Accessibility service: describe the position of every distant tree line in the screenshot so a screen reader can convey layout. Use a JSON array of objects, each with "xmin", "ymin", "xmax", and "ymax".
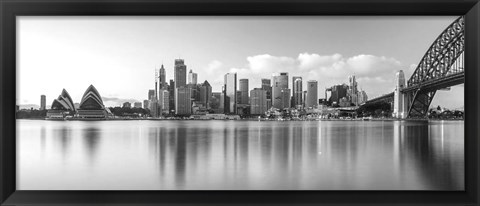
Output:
[
  {"xmin": 108, "ymin": 107, "xmax": 150, "ymax": 117},
  {"xmin": 16, "ymin": 109, "xmax": 47, "ymax": 119}
]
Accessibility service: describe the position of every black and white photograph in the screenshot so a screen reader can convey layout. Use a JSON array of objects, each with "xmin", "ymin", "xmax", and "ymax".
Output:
[{"xmin": 16, "ymin": 16, "xmax": 465, "ymax": 190}]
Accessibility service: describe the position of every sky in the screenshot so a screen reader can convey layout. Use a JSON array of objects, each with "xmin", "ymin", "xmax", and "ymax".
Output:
[{"xmin": 16, "ymin": 16, "xmax": 463, "ymax": 109}]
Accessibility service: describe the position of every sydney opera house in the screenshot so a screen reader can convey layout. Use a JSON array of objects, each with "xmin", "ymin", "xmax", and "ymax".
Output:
[{"xmin": 46, "ymin": 85, "xmax": 110, "ymax": 120}]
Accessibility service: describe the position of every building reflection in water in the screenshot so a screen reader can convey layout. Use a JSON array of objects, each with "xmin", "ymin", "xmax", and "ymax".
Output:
[{"xmin": 18, "ymin": 120, "xmax": 463, "ymax": 190}]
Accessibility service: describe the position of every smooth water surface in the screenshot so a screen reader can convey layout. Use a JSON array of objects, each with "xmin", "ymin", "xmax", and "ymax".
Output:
[{"xmin": 17, "ymin": 120, "xmax": 464, "ymax": 190}]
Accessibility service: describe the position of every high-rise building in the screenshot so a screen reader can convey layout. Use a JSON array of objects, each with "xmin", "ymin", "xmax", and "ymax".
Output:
[
  {"xmin": 224, "ymin": 73, "xmax": 237, "ymax": 114},
  {"xmin": 239, "ymin": 79, "xmax": 249, "ymax": 105},
  {"xmin": 348, "ymin": 75, "xmax": 359, "ymax": 105},
  {"xmin": 210, "ymin": 92, "xmax": 222, "ymax": 113},
  {"xmin": 358, "ymin": 90, "xmax": 368, "ymax": 105},
  {"xmin": 292, "ymin": 77, "xmax": 302, "ymax": 109},
  {"xmin": 188, "ymin": 69, "xmax": 198, "ymax": 85},
  {"xmin": 272, "ymin": 72, "xmax": 289, "ymax": 109},
  {"xmin": 306, "ymin": 80, "xmax": 318, "ymax": 108},
  {"xmin": 261, "ymin": 78, "xmax": 272, "ymax": 109},
  {"xmin": 143, "ymin": 100, "xmax": 149, "ymax": 110},
  {"xmin": 148, "ymin": 89, "xmax": 155, "ymax": 101},
  {"xmin": 199, "ymin": 80, "xmax": 212, "ymax": 109},
  {"xmin": 175, "ymin": 86, "xmax": 192, "ymax": 115},
  {"xmin": 159, "ymin": 64, "xmax": 167, "ymax": 89},
  {"xmin": 159, "ymin": 89, "xmax": 169, "ymax": 114},
  {"xmin": 329, "ymin": 84, "xmax": 348, "ymax": 105},
  {"xmin": 250, "ymin": 88, "xmax": 267, "ymax": 115},
  {"xmin": 133, "ymin": 102, "xmax": 142, "ymax": 108},
  {"xmin": 40, "ymin": 95, "xmax": 46, "ymax": 110},
  {"xmin": 168, "ymin": 80, "xmax": 175, "ymax": 113},
  {"xmin": 174, "ymin": 59, "xmax": 187, "ymax": 88},
  {"xmin": 303, "ymin": 91, "xmax": 307, "ymax": 108},
  {"xmin": 123, "ymin": 102, "xmax": 131, "ymax": 108},
  {"xmin": 280, "ymin": 89, "xmax": 291, "ymax": 109}
]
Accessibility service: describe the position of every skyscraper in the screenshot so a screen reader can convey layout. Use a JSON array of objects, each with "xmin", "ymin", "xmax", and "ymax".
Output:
[
  {"xmin": 188, "ymin": 69, "xmax": 198, "ymax": 85},
  {"xmin": 168, "ymin": 79, "xmax": 175, "ymax": 113},
  {"xmin": 133, "ymin": 102, "xmax": 142, "ymax": 108},
  {"xmin": 224, "ymin": 73, "xmax": 237, "ymax": 114},
  {"xmin": 292, "ymin": 77, "xmax": 302, "ymax": 109},
  {"xmin": 148, "ymin": 89, "xmax": 155, "ymax": 100},
  {"xmin": 158, "ymin": 89, "xmax": 169, "ymax": 114},
  {"xmin": 159, "ymin": 64, "xmax": 167, "ymax": 89},
  {"xmin": 175, "ymin": 86, "xmax": 192, "ymax": 115},
  {"xmin": 261, "ymin": 78, "xmax": 272, "ymax": 109},
  {"xmin": 174, "ymin": 59, "xmax": 187, "ymax": 88},
  {"xmin": 348, "ymin": 75, "xmax": 359, "ymax": 105},
  {"xmin": 250, "ymin": 88, "xmax": 267, "ymax": 115},
  {"xmin": 306, "ymin": 80, "xmax": 318, "ymax": 108},
  {"xmin": 199, "ymin": 80, "xmax": 212, "ymax": 109},
  {"xmin": 239, "ymin": 79, "xmax": 249, "ymax": 105},
  {"xmin": 143, "ymin": 100, "xmax": 149, "ymax": 110},
  {"xmin": 272, "ymin": 72, "xmax": 289, "ymax": 109},
  {"xmin": 40, "ymin": 95, "xmax": 46, "ymax": 110}
]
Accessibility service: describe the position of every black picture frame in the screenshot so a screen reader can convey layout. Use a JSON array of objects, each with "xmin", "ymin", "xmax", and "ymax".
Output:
[{"xmin": 1, "ymin": 0, "xmax": 479, "ymax": 205}]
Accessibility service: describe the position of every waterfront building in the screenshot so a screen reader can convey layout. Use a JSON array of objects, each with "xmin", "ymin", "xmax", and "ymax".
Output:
[
  {"xmin": 306, "ymin": 80, "xmax": 318, "ymax": 108},
  {"xmin": 224, "ymin": 73, "xmax": 237, "ymax": 114},
  {"xmin": 272, "ymin": 72, "xmax": 289, "ymax": 109},
  {"xmin": 348, "ymin": 75, "xmax": 359, "ymax": 105},
  {"xmin": 175, "ymin": 86, "xmax": 192, "ymax": 115},
  {"xmin": 328, "ymin": 84, "xmax": 348, "ymax": 105},
  {"xmin": 40, "ymin": 95, "xmax": 46, "ymax": 110},
  {"xmin": 159, "ymin": 64, "xmax": 167, "ymax": 90},
  {"xmin": 303, "ymin": 91, "xmax": 307, "ymax": 108},
  {"xmin": 280, "ymin": 88, "xmax": 291, "ymax": 109},
  {"xmin": 292, "ymin": 77, "xmax": 302, "ymax": 109},
  {"xmin": 250, "ymin": 88, "xmax": 267, "ymax": 115},
  {"xmin": 46, "ymin": 89, "xmax": 76, "ymax": 119},
  {"xmin": 358, "ymin": 90, "xmax": 368, "ymax": 105},
  {"xmin": 239, "ymin": 79, "xmax": 249, "ymax": 105},
  {"xmin": 133, "ymin": 102, "xmax": 142, "ymax": 108},
  {"xmin": 199, "ymin": 80, "xmax": 212, "ymax": 109},
  {"xmin": 77, "ymin": 85, "xmax": 107, "ymax": 119},
  {"xmin": 168, "ymin": 79, "xmax": 175, "ymax": 113},
  {"xmin": 148, "ymin": 89, "xmax": 155, "ymax": 101},
  {"xmin": 123, "ymin": 102, "xmax": 131, "ymax": 108},
  {"xmin": 188, "ymin": 69, "xmax": 198, "ymax": 85},
  {"xmin": 174, "ymin": 59, "xmax": 187, "ymax": 88},
  {"xmin": 210, "ymin": 92, "xmax": 222, "ymax": 113},
  {"xmin": 261, "ymin": 78, "xmax": 272, "ymax": 109},
  {"xmin": 74, "ymin": 103, "xmax": 80, "ymax": 109},
  {"xmin": 143, "ymin": 100, "xmax": 149, "ymax": 110},
  {"xmin": 159, "ymin": 89, "xmax": 169, "ymax": 114}
]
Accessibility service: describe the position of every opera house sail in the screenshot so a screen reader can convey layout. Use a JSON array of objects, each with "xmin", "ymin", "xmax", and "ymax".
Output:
[
  {"xmin": 46, "ymin": 89, "xmax": 76, "ymax": 119},
  {"xmin": 77, "ymin": 85, "xmax": 107, "ymax": 119}
]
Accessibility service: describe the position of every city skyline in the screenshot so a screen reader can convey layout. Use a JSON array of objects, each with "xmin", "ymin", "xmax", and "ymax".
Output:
[{"xmin": 17, "ymin": 16, "xmax": 463, "ymax": 109}]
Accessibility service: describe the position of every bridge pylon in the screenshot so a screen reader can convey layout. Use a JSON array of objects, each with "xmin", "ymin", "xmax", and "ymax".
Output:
[{"xmin": 393, "ymin": 70, "xmax": 407, "ymax": 118}]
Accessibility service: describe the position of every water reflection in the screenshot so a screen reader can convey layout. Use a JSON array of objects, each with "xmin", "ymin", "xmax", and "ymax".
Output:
[{"xmin": 17, "ymin": 120, "xmax": 464, "ymax": 190}]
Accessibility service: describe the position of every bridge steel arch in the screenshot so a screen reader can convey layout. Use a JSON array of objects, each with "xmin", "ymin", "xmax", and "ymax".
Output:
[{"xmin": 406, "ymin": 16, "xmax": 465, "ymax": 118}]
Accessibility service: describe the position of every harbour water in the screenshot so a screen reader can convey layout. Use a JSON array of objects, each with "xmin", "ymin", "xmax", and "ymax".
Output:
[{"xmin": 16, "ymin": 119, "xmax": 464, "ymax": 190}]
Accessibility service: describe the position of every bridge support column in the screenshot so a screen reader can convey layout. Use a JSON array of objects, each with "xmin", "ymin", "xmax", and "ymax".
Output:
[{"xmin": 393, "ymin": 70, "xmax": 406, "ymax": 118}]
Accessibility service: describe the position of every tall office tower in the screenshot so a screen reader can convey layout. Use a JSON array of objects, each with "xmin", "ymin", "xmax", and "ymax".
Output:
[
  {"xmin": 143, "ymin": 100, "xmax": 149, "ymax": 109},
  {"xmin": 40, "ymin": 95, "xmax": 46, "ymax": 110},
  {"xmin": 158, "ymin": 90, "xmax": 170, "ymax": 114},
  {"xmin": 358, "ymin": 90, "xmax": 368, "ymax": 105},
  {"xmin": 306, "ymin": 80, "xmax": 318, "ymax": 108},
  {"xmin": 175, "ymin": 86, "xmax": 192, "ymax": 115},
  {"xmin": 174, "ymin": 59, "xmax": 187, "ymax": 88},
  {"xmin": 329, "ymin": 84, "xmax": 348, "ymax": 105},
  {"xmin": 303, "ymin": 91, "xmax": 308, "ymax": 108},
  {"xmin": 188, "ymin": 69, "xmax": 198, "ymax": 85},
  {"xmin": 250, "ymin": 88, "xmax": 267, "ymax": 115},
  {"xmin": 261, "ymin": 78, "xmax": 272, "ymax": 109},
  {"xmin": 159, "ymin": 64, "xmax": 167, "ymax": 89},
  {"xmin": 239, "ymin": 79, "xmax": 249, "ymax": 105},
  {"xmin": 148, "ymin": 89, "xmax": 155, "ymax": 100},
  {"xmin": 280, "ymin": 88, "xmax": 291, "ymax": 109},
  {"xmin": 348, "ymin": 75, "xmax": 358, "ymax": 105},
  {"xmin": 168, "ymin": 80, "xmax": 175, "ymax": 113},
  {"xmin": 210, "ymin": 92, "xmax": 222, "ymax": 113},
  {"xmin": 292, "ymin": 77, "xmax": 302, "ymax": 109},
  {"xmin": 220, "ymin": 86, "xmax": 226, "ymax": 113},
  {"xmin": 199, "ymin": 80, "xmax": 212, "ymax": 109},
  {"xmin": 393, "ymin": 70, "xmax": 406, "ymax": 118},
  {"xmin": 271, "ymin": 72, "xmax": 289, "ymax": 109},
  {"xmin": 224, "ymin": 73, "xmax": 237, "ymax": 114}
]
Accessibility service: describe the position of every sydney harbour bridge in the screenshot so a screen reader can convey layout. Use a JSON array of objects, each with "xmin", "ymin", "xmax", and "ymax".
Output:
[{"xmin": 360, "ymin": 16, "xmax": 465, "ymax": 119}]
